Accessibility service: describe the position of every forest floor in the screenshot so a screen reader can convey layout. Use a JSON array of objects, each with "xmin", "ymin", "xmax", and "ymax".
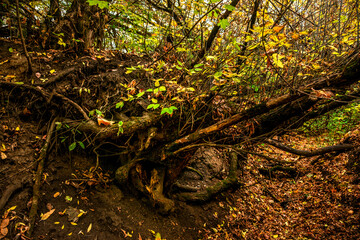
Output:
[{"xmin": 0, "ymin": 39, "xmax": 359, "ymax": 239}]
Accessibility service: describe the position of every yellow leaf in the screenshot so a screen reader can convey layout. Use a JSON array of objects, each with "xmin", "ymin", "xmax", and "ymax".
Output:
[
  {"xmin": 299, "ymin": 30, "xmax": 308, "ymax": 35},
  {"xmin": 87, "ymin": 223, "xmax": 92, "ymax": 233},
  {"xmin": 50, "ymin": 69, "xmax": 56, "ymax": 74},
  {"xmin": 269, "ymin": 35, "xmax": 279, "ymax": 42},
  {"xmin": 40, "ymin": 209, "xmax": 55, "ymax": 221},
  {"xmin": 273, "ymin": 235, "xmax": 278, "ymax": 238},
  {"xmin": 0, "ymin": 60, "xmax": 9, "ymax": 65},
  {"xmin": 273, "ymin": 25, "xmax": 284, "ymax": 33},
  {"xmin": 155, "ymin": 232, "xmax": 162, "ymax": 240},
  {"xmin": 70, "ymin": 222, "xmax": 77, "ymax": 225},
  {"xmin": 6, "ymin": 206, "xmax": 16, "ymax": 212},
  {"xmin": 53, "ymin": 192, "xmax": 60, "ymax": 198},
  {"xmin": 54, "ymin": 222, "xmax": 60, "ymax": 224},
  {"xmin": 278, "ymin": 33, "xmax": 286, "ymax": 39},
  {"xmin": 68, "ymin": 232, "xmax": 72, "ymax": 236},
  {"xmin": 291, "ymin": 33, "xmax": 300, "ymax": 40},
  {"xmin": 61, "ymin": 225, "xmax": 64, "ymax": 229},
  {"xmin": 0, "ymin": 152, "xmax": 7, "ymax": 160},
  {"xmin": 15, "ymin": 126, "xmax": 20, "ymax": 131},
  {"xmin": 272, "ymin": 54, "xmax": 284, "ymax": 68},
  {"xmin": 312, "ymin": 63, "xmax": 321, "ymax": 70}
]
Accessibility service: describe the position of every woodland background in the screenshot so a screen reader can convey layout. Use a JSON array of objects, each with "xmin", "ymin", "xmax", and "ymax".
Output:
[{"xmin": 0, "ymin": 0, "xmax": 359, "ymax": 239}]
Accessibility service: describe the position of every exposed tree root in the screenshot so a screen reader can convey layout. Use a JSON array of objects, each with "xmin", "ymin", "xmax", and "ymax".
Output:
[
  {"xmin": 28, "ymin": 118, "xmax": 57, "ymax": 236},
  {"xmin": 0, "ymin": 178, "xmax": 30, "ymax": 213},
  {"xmin": 266, "ymin": 139, "xmax": 354, "ymax": 157}
]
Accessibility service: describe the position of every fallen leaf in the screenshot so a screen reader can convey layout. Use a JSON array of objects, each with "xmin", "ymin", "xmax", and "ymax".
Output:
[
  {"xmin": 0, "ymin": 227, "xmax": 8, "ymax": 238},
  {"xmin": 0, "ymin": 152, "xmax": 7, "ymax": 160},
  {"xmin": 40, "ymin": 208, "xmax": 55, "ymax": 221},
  {"xmin": 97, "ymin": 116, "xmax": 114, "ymax": 126},
  {"xmin": 53, "ymin": 192, "xmax": 60, "ymax": 198},
  {"xmin": 0, "ymin": 219, "xmax": 9, "ymax": 229},
  {"xmin": 273, "ymin": 25, "xmax": 284, "ymax": 33},
  {"xmin": 87, "ymin": 223, "xmax": 92, "ymax": 233},
  {"xmin": 46, "ymin": 203, "xmax": 54, "ymax": 211}
]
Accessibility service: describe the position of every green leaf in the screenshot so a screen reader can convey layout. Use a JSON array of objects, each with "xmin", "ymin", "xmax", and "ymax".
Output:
[
  {"xmin": 8, "ymin": 48, "xmax": 13, "ymax": 53},
  {"xmin": 95, "ymin": 109, "xmax": 103, "ymax": 116},
  {"xmin": 160, "ymin": 108, "xmax": 169, "ymax": 115},
  {"xmin": 77, "ymin": 141, "xmax": 85, "ymax": 149},
  {"xmin": 136, "ymin": 91, "xmax": 145, "ymax": 98},
  {"xmin": 69, "ymin": 142, "xmax": 77, "ymax": 151},
  {"xmin": 224, "ymin": 4, "xmax": 235, "ymax": 11},
  {"xmin": 218, "ymin": 19, "xmax": 229, "ymax": 30},
  {"xmin": 153, "ymin": 104, "xmax": 160, "ymax": 109},
  {"xmin": 214, "ymin": 71, "xmax": 222, "ymax": 79},
  {"xmin": 169, "ymin": 106, "xmax": 178, "ymax": 111},
  {"xmin": 116, "ymin": 101, "xmax": 124, "ymax": 109},
  {"xmin": 159, "ymin": 86, "xmax": 166, "ymax": 91},
  {"xmin": 87, "ymin": 0, "xmax": 109, "ymax": 9}
]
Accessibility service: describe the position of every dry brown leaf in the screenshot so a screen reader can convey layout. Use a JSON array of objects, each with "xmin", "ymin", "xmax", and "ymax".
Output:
[
  {"xmin": 0, "ymin": 219, "xmax": 9, "ymax": 229},
  {"xmin": 0, "ymin": 227, "xmax": 8, "ymax": 238}
]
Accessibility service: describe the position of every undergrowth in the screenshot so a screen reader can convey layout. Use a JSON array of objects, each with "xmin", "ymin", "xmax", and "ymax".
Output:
[{"xmin": 299, "ymin": 101, "xmax": 360, "ymax": 143}]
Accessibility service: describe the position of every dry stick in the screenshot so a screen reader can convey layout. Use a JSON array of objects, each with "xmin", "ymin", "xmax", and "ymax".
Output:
[
  {"xmin": 16, "ymin": 0, "xmax": 33, "ymax": 74},
  {"xmin": 28, "ymin": 118, "xmax": 57, "ymax": 236},
  {"xmin": 265, "ymin": 139, "xmax": 355, "ymax": 157}
]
